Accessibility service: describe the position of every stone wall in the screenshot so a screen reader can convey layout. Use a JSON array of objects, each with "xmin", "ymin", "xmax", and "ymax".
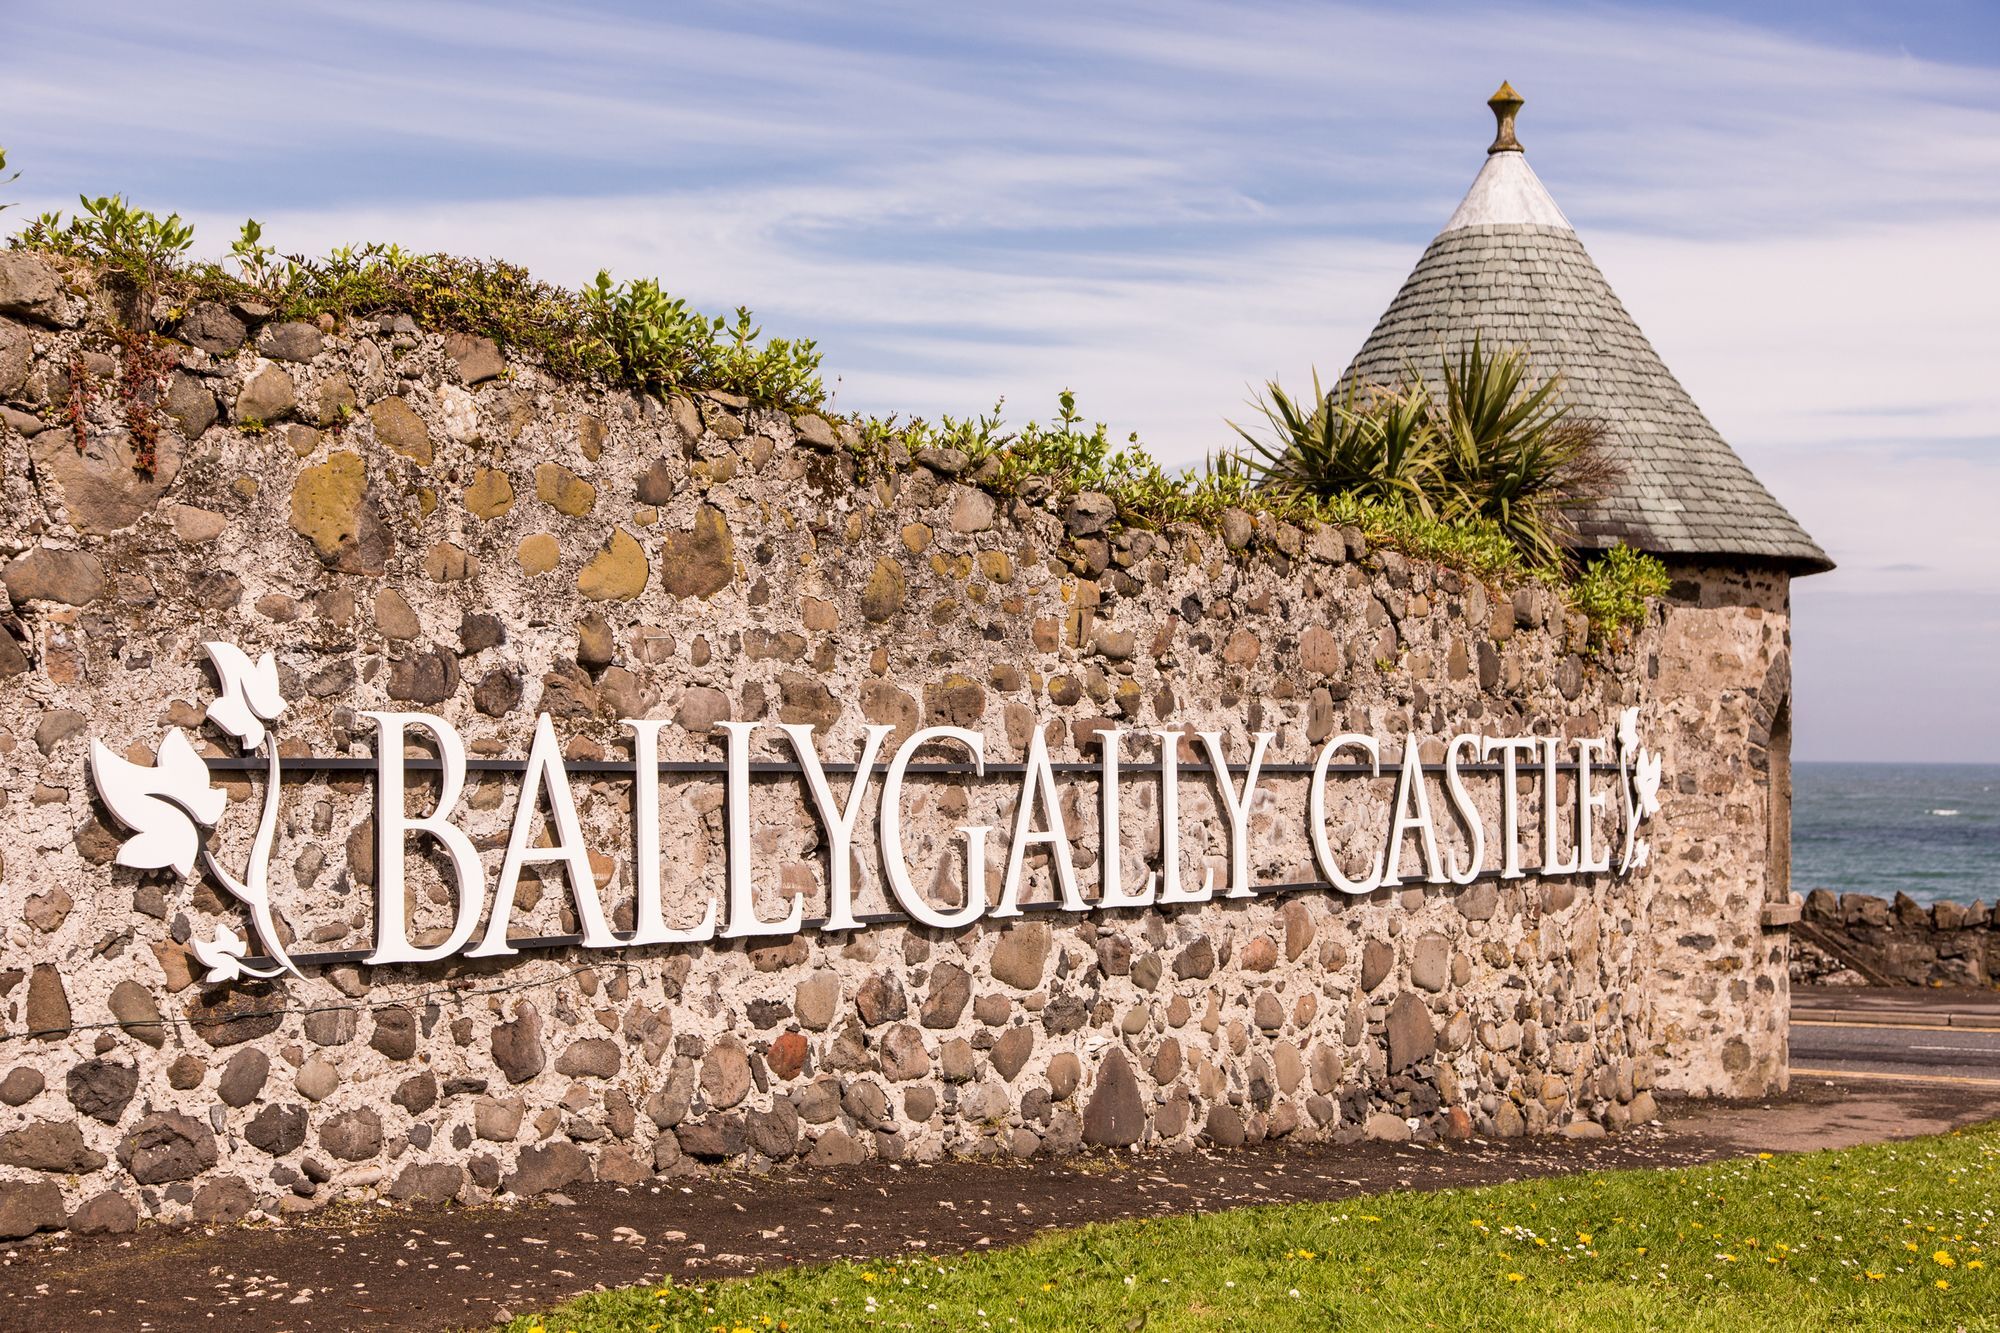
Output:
[
  {"xmin": 0, "ymin": 251, "xmax": 1791, "ymax": 1239},
  {"xmin": 1638, "ymin": 562, "xmax": 1796, "ymax": 1095},
  {"xmin": 1793, "ymin": 890, "xmax": 2000, "ymax": 987}
]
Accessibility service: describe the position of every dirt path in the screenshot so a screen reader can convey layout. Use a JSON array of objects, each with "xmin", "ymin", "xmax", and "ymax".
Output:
[{"xmin": 3, "ymin": 1078, "xmax": 1992, "ymax": 1333}]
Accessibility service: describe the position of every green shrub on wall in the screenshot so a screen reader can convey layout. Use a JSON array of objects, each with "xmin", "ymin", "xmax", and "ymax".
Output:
[
  {"xmin": 9, "ymin": 199, "xmax": 828, "ymax": 411},
  {"xmin": 2, "ymin": 174, "xmax": 1668, "ymax": 641},
  {"xmin": 1571, "ymin": 543, "xmax": 1673, "ymax": 643}
]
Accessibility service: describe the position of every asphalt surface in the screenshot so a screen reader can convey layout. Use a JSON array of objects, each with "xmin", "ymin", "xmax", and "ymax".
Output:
[
  {"xmin": 1793, "ymin": 1021, "xmax": 2000, "ymax": 1081},
  {"xmin": 1793, "ymin": 985, "xmax": 2000, "ymax": 1085}
]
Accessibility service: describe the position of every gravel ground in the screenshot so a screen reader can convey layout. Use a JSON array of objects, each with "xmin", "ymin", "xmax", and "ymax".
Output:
[{"xmin": 2, "ymin": 1078, "xmax": 1991, "ymax": 1332}]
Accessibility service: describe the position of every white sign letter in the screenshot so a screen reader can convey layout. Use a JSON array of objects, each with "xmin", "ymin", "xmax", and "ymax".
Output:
[
  {"xmin": 783, "ymin": 723, "xmax": 892, "ymax": 933},
  {"xmin": 1309, "ymin": 733, "xmax": 1383, "ymax": 895},
  {"xmin": 1200, "ymin": 730, "xmax": 1273, "ymax": 899},
  {"xmin": 365, "ymin": 711, "xmax": 486, "ymax": 966},
  {"xmin": 998, "ymin": 725, "xmax": 1084, "ymax": 916},
  {"xmin": 717, "ymin": 721, "xmax": 805, "ymax": 939},
  {"xmin": 1482, "ymin": 737, "xmax": 1537, "ymax": 880},
  {"xmin": 1540, "ymin": 736, "xmax": 1581, "ymax": 875},
  {"xmin": 879, "ymin": 726, "xmax": 993, "ymax": 929},
  {"xmin": 471, "ymin": 713, "xmax": 618, "ymax": 957},
  {"xmin": 1094, "ymin": 729, "xmax": 1157, "ymax": 911},
  {"xmin": 1575, "ymin": 736, "xmax": 1613, "ymax": 874},
  {"xmin": 1152, "ymin": 730, "xmax": 1214, "ymax": 905},
  {"xmin": 1382, "ymin": 733, "xmax": 1445, "ymax": 886},
  {"xmin": 1442, "ymin": 733, "xmax": 1486, "ymax": 885}
]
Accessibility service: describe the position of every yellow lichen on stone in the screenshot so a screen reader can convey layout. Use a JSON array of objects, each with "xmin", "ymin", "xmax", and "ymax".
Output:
[
  {"xmin": 289, "ymin": 451, "xmax": 366, "ymax": 559},
  {"xmin": 578, "ymin": 529, "xmax": 648, "ymax": 601},
  {"xmin": 536, "ymin": 463, "xmax": 598, "ymax": 516},
  {"xmin": 577, "ymin": 414, "xmax": 607, "ymax": 461},
  {"xmin": 860, "ymin": 556, "xmax": 906, "ymax": 621},
  {"xmin": 464, "ymin": 468, "xmax": 515, "ymax": 521},
  {"xmin": 657, "ymin": 506, "xmax": 735, "ymax": 600},
  {"xmin": 978, "ymin": 550, "xmax": 1014, "ymax": 583},
  {"xmin": 417, "ymin": 487, "xmax": 438, "ymax": 518},
  {"xmin": 368, "ymin": 396, "xmax": 433, "ymax": 465},
  {"xmin": 517, "ymin": 532, "xmax": 560, "ymax": 576}
]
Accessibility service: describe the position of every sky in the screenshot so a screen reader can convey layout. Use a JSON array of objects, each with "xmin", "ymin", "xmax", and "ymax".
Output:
[{"xmin": 3, "ymin": 1, "xmax": 1996, "ymax": 761}]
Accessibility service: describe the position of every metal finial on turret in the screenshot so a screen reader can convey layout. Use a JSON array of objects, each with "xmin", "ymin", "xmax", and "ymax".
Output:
[{"xmin": 1487, "ymin": 81, "xmax": 1524, "ymax": 154}]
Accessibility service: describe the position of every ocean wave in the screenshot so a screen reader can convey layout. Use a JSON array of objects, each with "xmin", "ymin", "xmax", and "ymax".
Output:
[{"xmin": 1929, "ymin": 808, "xmax": 1961, "ymax": 817}]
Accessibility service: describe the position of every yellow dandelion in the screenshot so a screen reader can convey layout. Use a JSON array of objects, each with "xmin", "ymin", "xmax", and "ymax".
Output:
[
  {"xmin": 1756, "ymin": 1152, "xmax": 1773, "ymax": 1160},
  {"xmin": 1936, "ymin": 1251, "xmax": 1956, "ymax": 1268},
  {"xmin": 1866, "ymin": 1272, "xmax": 1884, "ymax": 1282},
  {"xmin": 1937, "ymin": 1280, "xmax": 1951, "ymax": 1291},
  {"xmin": 1577, "ymin": 1233, "xmax": 1593, "ymax": 1245},
  {"xmin": 1505, "ymin": 1272, "xmax": 1525, "ymax": 1283},
  {"xmin": 1968, "ymin": 1260, "xmax": 1985, "ymax": 1271}
]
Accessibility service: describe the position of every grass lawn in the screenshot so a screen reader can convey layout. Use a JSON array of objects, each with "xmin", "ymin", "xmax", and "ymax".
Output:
[{"xmin": 510, "ymin": 1123, "xmax": 2000, "ymax": 1331}]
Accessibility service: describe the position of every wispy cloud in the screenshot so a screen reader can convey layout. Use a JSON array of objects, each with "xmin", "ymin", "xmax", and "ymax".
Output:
[{"xmin": 4, "ymin": 0, "xmax": 1995, "ymax": 754}]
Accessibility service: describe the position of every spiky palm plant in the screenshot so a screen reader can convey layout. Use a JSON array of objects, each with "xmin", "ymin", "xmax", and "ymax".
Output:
[
  {"xmin": 1229, "ymin": 371, "xmax": 1446, "ymax": 515},
  {"xmin": 1234, "ymin": 340, "xmax": 1613, "ymax": 567},
  {"xmin": 1435, "ymin": 338, "xmax": 1616, "ymax": 569}
]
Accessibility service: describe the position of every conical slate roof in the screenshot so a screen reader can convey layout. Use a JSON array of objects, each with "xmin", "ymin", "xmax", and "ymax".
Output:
[{"xmin": 1345, "ymin": 87, "xmax": 1831, "ymax": 571}]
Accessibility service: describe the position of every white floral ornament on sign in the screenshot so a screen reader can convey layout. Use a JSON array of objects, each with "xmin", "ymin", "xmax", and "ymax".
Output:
[
  {"xmin": 89, "ymin": 641, "xmax": 302, "ymax": 982},
  {"xmin": 1615, "ymin": 706, "xmax": 1662, "ymax": 874}
]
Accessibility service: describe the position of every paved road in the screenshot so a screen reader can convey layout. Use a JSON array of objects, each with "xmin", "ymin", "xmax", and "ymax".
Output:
[{"xmin": 1792, "ymin": 1020, "xmax": 2000, "ymax": 1083}]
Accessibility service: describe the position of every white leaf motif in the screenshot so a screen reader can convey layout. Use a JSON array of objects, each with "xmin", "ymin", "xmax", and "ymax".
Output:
[
  {"xmin": 192, "ymin": 923, "xmax": 250, "ymax": 983},
  {"xmin": 1635, "ymin": 750, "xmax": 1663, "ymax": 818},
  {"xmin": 89, "ymin": 731, "xmax": 228, "ymax": 876},
  {"xmin": 1617, "ymin": 707, "xmax": 1639, "ymax": 756},
  {"xmin": 203, "ymin": 641, "xmax": 286, "ymax": 749}
]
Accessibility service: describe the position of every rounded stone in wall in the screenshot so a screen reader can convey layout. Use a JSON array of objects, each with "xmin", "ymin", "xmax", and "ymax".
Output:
[
  {"xmin": 319, "ymin": 1108, "xmax": 384, "ymax": 1163},
  {"xmin": 67, "ymin": 1060, "xmax": 138, "ymax": 1124},
  {"xmin": 246, "ymin": 1104, "xmax": 308, "ymax": 1157},
  {"xmin": 117, "ymin": 1112, "xmax": 217, "ymax": 1185},
  {"xmin": 217, "ymin": 1049, "xmax": 270, "ymax": 1108}
]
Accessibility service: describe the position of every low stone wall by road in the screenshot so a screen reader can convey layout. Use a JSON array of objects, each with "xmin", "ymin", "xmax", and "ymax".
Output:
[{"xmin": 1794, "ymin": 890, "xmax": 2000, "ymax": 987}]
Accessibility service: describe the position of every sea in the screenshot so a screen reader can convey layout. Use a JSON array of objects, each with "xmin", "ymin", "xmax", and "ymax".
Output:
[{"xmin": 1792, "ymin": 762, "xmax": 2000, "ymax": 908}]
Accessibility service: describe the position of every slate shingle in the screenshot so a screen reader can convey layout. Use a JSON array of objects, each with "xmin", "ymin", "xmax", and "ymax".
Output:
[{"xmin": 1343, "ymin": 223, "xmax": 1830, "ymax": 571}]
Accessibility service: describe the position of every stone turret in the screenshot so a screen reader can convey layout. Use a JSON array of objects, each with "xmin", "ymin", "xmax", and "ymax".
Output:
[
  {"xmin": 1347, "ymin": 84, "xmax": 1831, "ymax": 572},
  {"xmin": 1343, "ymin": 86, "xmax": 1826, "ymax": 1096}
]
